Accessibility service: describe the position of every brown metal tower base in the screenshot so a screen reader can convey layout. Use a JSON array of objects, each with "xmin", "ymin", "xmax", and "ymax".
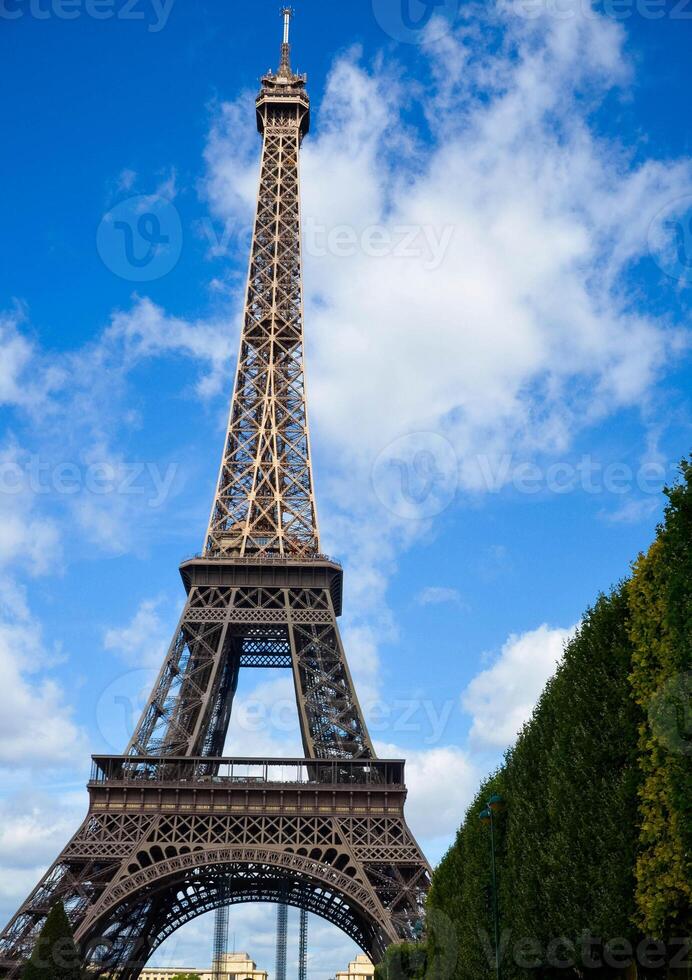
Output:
[
  {"xmin": 0, "ymin": 560, "xmax": 430, "ymax": 978},
  {"xmin": 0, "ymin": 756, "xmax": 427, "ymax": 976}
]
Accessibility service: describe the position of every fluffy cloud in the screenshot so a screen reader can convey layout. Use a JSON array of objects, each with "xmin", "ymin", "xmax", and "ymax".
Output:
[
  {"xmin": 416, "ymin": 587, "xmax": 464, "ymax": 607},
  {"xmin": 461, "ymin": 622, "xmax": 577, "ymax": 748},
  {"xmin": 376, "ymin": 742, "xmax": 478, "ymax": 846},
  {"xmin": 103, "ymin": 296, "xmax": 235, "ymax": 400},
  {"xmin": 0, "ymin": 587, "xmax": 87, "ymax": 768},
  {"xmin": 204, "ymin": 9, "xmax": 689, "ymax": 515},
  {"xmin": 0, "ymin": 293, "xmax": 234, "ymax": 559},
  {"xmin": 104, "ymin": 596, "xmax": 177, "ymax": 669},
  {"xmin": 0, "ymin": 792, "xmax": 86, "ymax": 928},
  {"xmin": 0, "ymin": 443, "xmax": 62, "ymax": 576}
]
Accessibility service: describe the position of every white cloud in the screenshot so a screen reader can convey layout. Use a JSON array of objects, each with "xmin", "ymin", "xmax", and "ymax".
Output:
[
  {"xmin": 0, "ymin": 802, "xmax": 79, "ymax": 870},
  {"xmin": 0, "ymin": 311, "xmax": 38, "ymax": 409},
  {"xmin": 104, "ymin": 596, "xmax": 177, "ymax": 668},
  {"xmin": 0, "ymin": 443, "xmax": 62, "ymax": 576},
  {"xmin": 203, "ymin": 11, "xmax": 689, "ymax": 491},
  {"xmin": 224, "ymin": 674, "xmax": 305, "ymax": 758},
  {"xmin": 198, "ymin": 7, "xmax": 691, "ymax": 708},
  {"xmin": 461, "ymin": 623, "xmax": 577, "ymax": 749},
  {"xmin": 416, "ymin": 587, "xmax": 464, "ymax": 607},
  {"xmin": 0, "ymin": 791, "xmax": 86, "ymax": 928},
  {"xmin": 376, "ymin": 742, "xmax": 478, "ymax": 846},
  {"xmin": 103, "ymin": 296, "xmax": 235, "ymax": 399},
  {"xmin": 0, "ymin": 293, "xmax": 234, "ymax": 559},
  {"xmin": 0, "ymin": 596, "xmax": 88, "ymax": 769}
]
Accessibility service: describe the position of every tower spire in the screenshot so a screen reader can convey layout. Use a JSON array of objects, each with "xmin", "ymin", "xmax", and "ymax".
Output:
[{"xmin": 280, "ymin": 6, "xmax": 293, "ymax": 76}]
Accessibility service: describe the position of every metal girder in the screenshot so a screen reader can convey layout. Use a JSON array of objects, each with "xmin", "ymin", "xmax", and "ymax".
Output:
[
  {"xmin": 205, "ymin": 20, "xmax": 317, "ymax": 562},
  {"xmin": 0, "ymin": 14, "xmax": 431, "ymax": 979},
  {"xmin": 124, "ymin": 578, "xmax": 374, "ymax": 761}
]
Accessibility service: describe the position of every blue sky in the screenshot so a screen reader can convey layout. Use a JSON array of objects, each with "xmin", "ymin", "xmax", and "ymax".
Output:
[{"xmin": 0, "ymin": 0, "xmax": 691, "ymax": 976}]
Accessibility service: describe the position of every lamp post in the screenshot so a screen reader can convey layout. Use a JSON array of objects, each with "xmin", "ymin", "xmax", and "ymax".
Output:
[{"xmin": 479, "ymin": 794, "xmax": 505, "ymax": 980}]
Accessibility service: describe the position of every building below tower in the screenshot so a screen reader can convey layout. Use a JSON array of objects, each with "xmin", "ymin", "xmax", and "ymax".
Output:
[
  {"xmin": 135, "ymin": 951, "xmax": 268, "ymax": 980},
  {"xmin": 335, "ymin": 955, "xmax": 375, "ymax": 980}
]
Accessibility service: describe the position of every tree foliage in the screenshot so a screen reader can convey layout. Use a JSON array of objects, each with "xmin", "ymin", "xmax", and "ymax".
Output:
[
  {"xmin": 22, "ymin": 902, "xmax": 82, "ymax": 980},
  {"xmin": 628, "ymin": 459, "xmax": 692, "ymax": 938},
  {"xmin": 420, "ymin": 461, "xmax": 692, "ymax": 978}
]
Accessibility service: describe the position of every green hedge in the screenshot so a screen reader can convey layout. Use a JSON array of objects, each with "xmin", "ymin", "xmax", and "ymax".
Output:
[
  {"xmin": 421, "ymin": 460, "xmax": 692, "ymax": 979},
  {"xmin": 628, "ymin": 460, "xmax": 691, "ymax": 938}
]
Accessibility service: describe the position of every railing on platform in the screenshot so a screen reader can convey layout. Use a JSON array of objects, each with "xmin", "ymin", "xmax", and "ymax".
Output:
[
  {"xmin": 90, "ymin": 756, "xmax": 405, "ymax": 787},
  {"xmin": 180, "ymin": 553, "xmax": 342, "ymax": 567}
]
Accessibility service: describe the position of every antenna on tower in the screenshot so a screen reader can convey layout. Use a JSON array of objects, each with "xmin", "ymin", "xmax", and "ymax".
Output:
[
  {"xmin": 279, "ymin": 6, "xmax": 294, "ymax": 75},
  {"xmin": 282, "ymin": 6, "xmax": 292, "ymax": 44}
]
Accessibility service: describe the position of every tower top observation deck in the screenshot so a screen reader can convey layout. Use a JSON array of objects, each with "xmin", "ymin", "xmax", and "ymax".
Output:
[{"xmin": 257, "ymin": 7, "xmax": 310, "ymax": 137}]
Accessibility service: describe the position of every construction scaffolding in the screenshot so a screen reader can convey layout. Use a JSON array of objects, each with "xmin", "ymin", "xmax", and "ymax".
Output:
[
  {"xmin": 275, "ymin": 904, "xmax": 288, "ymax": 980},
  {"xmin": 298, "ymin": 909, "xmax": 308, "ymax": 980},
  {"xmin": 213, "ymin": 905, "xmax": 229, "ymax": 980}
]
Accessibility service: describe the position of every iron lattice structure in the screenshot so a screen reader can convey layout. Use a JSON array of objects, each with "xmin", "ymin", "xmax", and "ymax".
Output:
[
  {"xmin": 213, "ymin": 905, "xmax": 229, "ymax": 980},
  {"xmin": 299, "ymin": 908, "xmax": 308, "ymax": 980},
  {"xmin": 0, "ymin": 12, "xmax": 430, "ymax": 979},
  {"xmin": 276, "ymin": 903, "xmax": 288, "ymax": 980}
]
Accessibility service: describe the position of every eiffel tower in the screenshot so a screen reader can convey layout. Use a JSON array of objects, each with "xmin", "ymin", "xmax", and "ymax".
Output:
[{"xmin": 0, "ymin": 11, "xmax": 430, "ymax": 978}]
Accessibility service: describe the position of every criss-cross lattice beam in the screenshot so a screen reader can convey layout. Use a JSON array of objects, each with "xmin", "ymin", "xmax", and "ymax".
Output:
[
  {"xmin": 125, "ymin": 578, "xmax": 373, "ymax": 760},
  {"xmin": 205, "ymin": 56, "xmax": 317, "ymax": 560}
]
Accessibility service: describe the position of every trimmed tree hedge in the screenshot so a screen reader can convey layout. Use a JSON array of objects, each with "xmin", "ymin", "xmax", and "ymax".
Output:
[{"xmin": 422, "ymin": 460, "xmax": 691, "ymax": 979}]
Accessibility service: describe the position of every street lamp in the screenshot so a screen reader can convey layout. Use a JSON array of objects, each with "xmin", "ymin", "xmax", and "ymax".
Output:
[{"xmin": 479, "ymin": 794, "xmax": 505, "ymax": 980}]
